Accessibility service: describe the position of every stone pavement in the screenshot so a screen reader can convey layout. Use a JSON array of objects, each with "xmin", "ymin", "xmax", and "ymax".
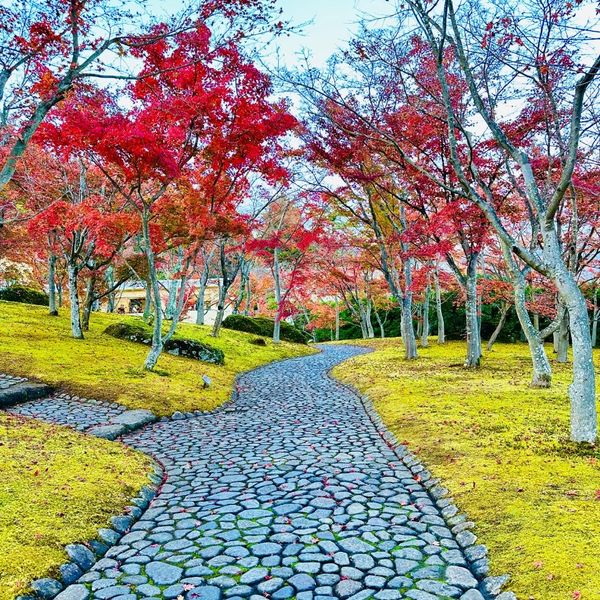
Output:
[
  {"xmin": 14, "ymin": 345, "xmax": 502, "ymax": 600},
  {"xmin": 8, "ymin": 395, "xmax": 126, "ymax": 431}
]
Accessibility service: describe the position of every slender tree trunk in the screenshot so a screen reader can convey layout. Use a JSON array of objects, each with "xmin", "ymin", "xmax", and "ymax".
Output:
[
  {"xmin": 357, "ymin": 303, "xmax": 369, "ymax": 339},
  {"xmin": 48, "ymin": 254, "xmax": 58, "ymax": 316},
  {"xmin": 81, "ymin": 274, "xmax": 95, "ymax": 332},
  {"xmin": 105, "ymin": 266, "xmax": 115, "ymax": 313},
  {"xmin": 244, "ymin": 275, "xmax": 251, "ymax": 316},
  {"xmin": 335, "ymin": 297, "xmax": 340, "ymax": 341},
  {"xmin": 142, "ymin": 210, "xmax": 164, "ymax": 371},
  {"xmin": 534, "ymin": 312, "xmax": 540, "ymax": 331},
  {"xmin": 421, "ymin": 284, "xmax": 430, "ymax": 347},
  {"xmin": 143, "ymin": 282, "xmax": 152, "ymax": 321},
  {"xmin": 67, "ymin": 262, "xmax": 83, "ymax": 340},
  {"xmin": 365, "ymin": 299, "xmax": 375, "ymax": 339},
  {"xmin": 464, "ymin": 258, "xmax": 481, "ymax": 368},
  {"xmin": 545, "ymin": 232, "xmax": 597, "ymax": 443},
  {"xmin": 434, "ymin": 269, "xmax": 445, "ymax": 344},
  {"xmin": 195, "ymin": 280, "xmax": 207, "ymax": 325},
  {"xmin": 57, "ymin": 280, "xmax": 63, "ymax": 307},
  {"xmin": 234, "ymin": 258, "xmax": 250, "ymax": 315},
  {"xmin": 273, "ymin": 248, "xmax": 282, "ymax": 344},
  {"xmin": 165, "ymin": 248, "xmax": 183, "ymax": 320},
  {"xmin": 416, "ymin": 303, "xmax": 422, "ymax": 338},
  {"xmin": 501, "ymin": 241, "xmax": 552, "ymax": 387},
  {"xmin": 486, "ymin": 303, "xmax": 509, "ymax": 351},
  {"xmin": 592, "ymin": 289, "xmax": 598, "ymax": 347},
  {"xmin": 402, "ymin": 257, "xmax": 418, "ymax": 359},
  {"xmin": 557, "ymin": 311, "xmax": 569, "ymax": 363},
  {"xmin": 211, "ymin": 283, "xmax": 228, "ymax": 338},
  {"xmin": 374, "ymin": 307, "xmax": 386, "ymax": 338}
]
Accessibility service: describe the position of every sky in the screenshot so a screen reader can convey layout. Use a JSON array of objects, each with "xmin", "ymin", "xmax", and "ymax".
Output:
[
  {"xmin": 270, "ymin": 0, "xmax": 394, "ymax": 67},
  {"xmin": 146, "ymin": 0, "xmax": 395, "ymax": 68}
]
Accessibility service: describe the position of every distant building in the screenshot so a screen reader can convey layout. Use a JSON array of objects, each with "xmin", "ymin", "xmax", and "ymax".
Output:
[{"xmin": 104, "ymin": 279, "xmax": 232, "ymax": 326}]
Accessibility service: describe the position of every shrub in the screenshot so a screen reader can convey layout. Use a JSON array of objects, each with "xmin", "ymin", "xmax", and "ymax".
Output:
[
  {"xmin": 222, "ymin": 314, "xmax": 310, "ymax": 344},
  {"xmin": 104, "ymin": 321, "xmax": 225, "ymax": 364},
  {"xmin": 0, "ymin": 285, "xmax": 49, "ymax": 306}
]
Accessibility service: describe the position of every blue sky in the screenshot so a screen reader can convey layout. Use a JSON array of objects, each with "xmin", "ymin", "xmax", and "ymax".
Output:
[
  {"xmin": 147, "ymin": 0, "xmax": 394, "ymax": 68},
  {"xmin": 273, "ymin": 0, "xmax": 394, "ymax": 66}
]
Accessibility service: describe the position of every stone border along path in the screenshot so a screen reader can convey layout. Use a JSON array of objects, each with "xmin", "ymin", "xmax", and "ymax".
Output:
[{"xmin": 3, "ymin": 345, "xmax": 515, "ymax": 600}]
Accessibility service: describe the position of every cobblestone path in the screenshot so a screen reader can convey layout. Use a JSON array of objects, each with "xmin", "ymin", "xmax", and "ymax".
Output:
[{"xmin": 44, "ymin": 345, "xmax": 489, "ymax": 600}]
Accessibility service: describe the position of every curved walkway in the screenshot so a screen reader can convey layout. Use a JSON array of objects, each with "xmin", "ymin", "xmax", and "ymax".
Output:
[{"xmin": 26, "ymin": 345, "xmax": 490, "ymax": 600}]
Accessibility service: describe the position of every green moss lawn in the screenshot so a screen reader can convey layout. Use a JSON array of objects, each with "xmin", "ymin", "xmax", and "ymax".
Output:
[
  {"xmin": 0, "ymin": 300, "xmax": 315, "ymax": 416},
  {"xmin": 333, "ymin": 339, "xmax": 600, "ymax": 600},
  {"xmin": 0, "ymin": 413, "xmax": 152, "ymax": 600}
]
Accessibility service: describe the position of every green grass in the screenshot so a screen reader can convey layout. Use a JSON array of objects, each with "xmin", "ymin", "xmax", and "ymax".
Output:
[
  {"xmin": 0, "ymin": 301, "xmax": 315, "ymax": 416},
  {"xmin": 0, "ymin": 413, "xmax": 152, "ymax": 600},
  {"xmin": 332, "ymin": 339, "xmax": 600, "ymax": 600}
]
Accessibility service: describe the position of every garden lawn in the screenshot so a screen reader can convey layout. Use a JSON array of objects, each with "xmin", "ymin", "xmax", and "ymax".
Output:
[
  {"xmin": 332, "ymin": 339, "xmax": 600, "ymax": 600},
  {"xmin": 0, "ymin": 413, "xmax": 152, "ymax": 600},
  {"xmin": 0, "ymin": 301, "xmax": 315, "ymax": 416}
]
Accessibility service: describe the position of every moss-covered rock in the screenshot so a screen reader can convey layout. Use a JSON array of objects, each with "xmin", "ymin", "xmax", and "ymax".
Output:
[
  {"xmin": 104, "ymin": 321, "xmax": 225, "ymax": 365},
  {"xmin": 0, "ymin": 285, "xmax": 48, "ymax": 306},
  {"xmin": 222, "ymin": 314, "xmax": 310, "ymax": 344}
]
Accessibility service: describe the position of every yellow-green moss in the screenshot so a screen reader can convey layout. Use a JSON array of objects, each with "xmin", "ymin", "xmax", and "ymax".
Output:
[
  {"xmin": 332, "ymin": 339, "xmax": 600, "ymax": 600},
  {"xmin": 0, "ymin": 413, "xmax": 152, "ymax": 600},
  {"xmin": 0, "ymin": 301, "xmax": 315, "ymax": 416}
]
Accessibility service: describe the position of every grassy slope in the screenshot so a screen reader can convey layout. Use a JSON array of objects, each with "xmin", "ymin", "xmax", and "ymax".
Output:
[
  {"xmin": 0, "ymin": 301, "xmax": 315, "ymax": 416},
  {"xmin": 332, "ymin": 339, "xmax": 600, "ymax": 600},
  {"xmin": 0, "ymin": 413, "xmax": 151, "ymax": 600}
]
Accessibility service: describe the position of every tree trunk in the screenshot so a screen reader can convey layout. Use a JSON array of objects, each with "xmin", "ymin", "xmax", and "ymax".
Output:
[
  {"xmin": 365, "ymin": 299, "xmax": 375, "ymax": 338},
  {"xmin": 244, "ymin": 275, "xmax": 251, "ymax": 316},
  {"xmin": 273, "ymin": 248, "xmax": 282, "ymax": 344},
  {"xmin": 48, "ymin": 254, "xmax": 58, "ymax": 316},
  {"xmin": 545, "ymin": 231, "xmax": 597, "ymax": 442},
  {"xmin": 534, "ymin": 312, "xmax": 540, "ymax": 331},
  {"xmin": 142, "ymin": 210, "xmax": 164, "ymax": 371},
  {"xmin": 463, "ymin": 259, "xmax": 481, "ymax": 368},
  {"xmin": 486, "ymin": 303, "xmax": 509, "ymax": 351},
  {"xmin": 434, "ymin": 269, "xmax": 445, "ymax": 344},
  {"xmin": 105, "ymin": 266, "xmax": 115, "ymax": 313},
  {"xmin": 67, "ymin": 262, "xmax": 83, "ymax": 340},
  {"xmin": 500, "ymin": 241, "xmax": 552, "ymax": 387},
  {"xmin": 195, "ymin": 279, "xmax": 207, "ymax": 326},
  {"xmin": 592, "ymin": 289, "xmax": 598, "ymax": 347},
  {"xmin": 195, "ymin": 246, "xmax": 214, "ymax": 326},
  {"xmin": 143, "ymin": 282, "xmax": 152, "ymax": 321},
  {"xmin": 57, "ymin": 280, "xmax": 63, "ymax": 307},
  {"xmin": 557, "ymin": 311, "xmax": 569, "ymax": 363},
  {"xmin": 81, "ymin": 274, "xmax": 95, "ymax": 332},
  {"xmin": 211, "ymin": 282, "xmax": 228, "ymax": 338},
  {"xmin": 421, "ymin": 284, "xmax": 430, "ymax": 347},
  {"xmin": 335, "ymin": 298, "xmax": 340, "ymax": 341},
  {"xmin": 402, "ymin": 255, "xmax": 418, "ymax": 359},
  {"xmin": 374, "ymin": 307, "xmax": 386, "ymax": 338}
]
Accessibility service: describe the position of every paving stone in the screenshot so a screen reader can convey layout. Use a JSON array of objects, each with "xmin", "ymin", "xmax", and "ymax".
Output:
[{"xmin": 146, "ymin": 561, "xmax": 183, "ymax": 585}]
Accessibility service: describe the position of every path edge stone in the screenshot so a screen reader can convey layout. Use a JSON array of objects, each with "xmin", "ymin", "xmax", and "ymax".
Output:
[
  {"xmin": 20, "ymin": 457, "xmax": 166, "ymax": 600},
  {"xmin": 324, "ymin": 343, "xmax": 516, "ymax": 600},
  {"xmin": 0, "ymin": 381, "xmax": 54, "ymax": 407}
]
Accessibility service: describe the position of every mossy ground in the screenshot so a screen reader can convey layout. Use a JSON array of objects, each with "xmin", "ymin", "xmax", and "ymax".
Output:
[
  {"xmin": 332, "ymin": 339, "xmax": 600, "ymax": 600},
  {"xmin": 0, "ymin": 301, "xmax": 315, "ymax": 416},
  {"xmin": 0, "ymin": 413, "xmax": 152, "ymax": 600}
]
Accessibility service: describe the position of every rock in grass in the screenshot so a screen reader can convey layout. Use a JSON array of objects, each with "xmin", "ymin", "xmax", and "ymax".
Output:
[
  {"xmin": 104, "ymin": 321, "xmax": 224, "ymax": 364},
  {"xmin": 30, "ymin": 578, "xmax": 63, "ymax": 599},
  {"xmin": 65, "ymin": 543, "xmax": 96, "ymax": 570}
]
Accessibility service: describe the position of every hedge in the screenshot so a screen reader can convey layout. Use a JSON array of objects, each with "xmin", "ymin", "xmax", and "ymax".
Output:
[
  {"xmin": 222, "ymin": 314, "xmax": 310, "ymax": 344},
  {"xmin": 0, "ymin": 285, "xmax": 49, "ymax": 306}
]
